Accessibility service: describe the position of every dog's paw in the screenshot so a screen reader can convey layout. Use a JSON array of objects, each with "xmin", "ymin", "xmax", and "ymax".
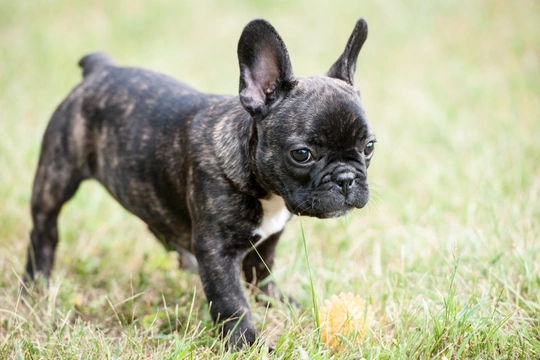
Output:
[{"xmin": 222, "ymin": 322, "xmax": 258, "ymax": 351}]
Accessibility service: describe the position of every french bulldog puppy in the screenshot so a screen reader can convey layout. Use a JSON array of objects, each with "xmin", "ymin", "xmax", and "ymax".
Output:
[{"xmin": 25, "ymin": 18, "xmax": 375, "ymax": 348}]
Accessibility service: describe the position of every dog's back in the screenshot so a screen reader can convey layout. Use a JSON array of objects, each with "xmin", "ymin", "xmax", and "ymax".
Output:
[{"xmin": 26, "ymin": 53, "xmax": 213, "ymax": 279}]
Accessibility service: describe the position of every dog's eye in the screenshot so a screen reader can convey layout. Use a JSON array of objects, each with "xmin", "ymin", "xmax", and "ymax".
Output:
[
  {"xmin": 364, "ymin": 141, "xmax": 375, "ymax": 157},
  {"xmin": 291, "ymin": 149, "xmax": 312, "ymax": 163}
]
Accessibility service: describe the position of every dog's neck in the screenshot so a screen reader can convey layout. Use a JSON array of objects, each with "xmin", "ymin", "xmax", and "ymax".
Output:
[{"xmin": 210, "ymin": 98, "xmax": 267, "ymax": 198}]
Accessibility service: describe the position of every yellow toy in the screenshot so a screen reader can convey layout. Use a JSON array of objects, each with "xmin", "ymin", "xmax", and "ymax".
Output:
[{"xmin": 319, "ymin": 293, "xmax": 370, "ymax": 351}]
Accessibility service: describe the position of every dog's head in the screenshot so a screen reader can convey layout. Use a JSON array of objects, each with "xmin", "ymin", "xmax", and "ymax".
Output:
[{"xmin": 238, "ymin": 19, "xmax": 375, "ymax": 218}]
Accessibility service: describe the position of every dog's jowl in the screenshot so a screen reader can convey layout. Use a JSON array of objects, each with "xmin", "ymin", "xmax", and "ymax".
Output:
[{"xmin": 25, "ymin": 18, "xmax": 375, "ymax": 348}]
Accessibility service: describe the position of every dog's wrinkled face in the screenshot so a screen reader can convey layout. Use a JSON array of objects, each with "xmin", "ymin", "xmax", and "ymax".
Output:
[
  {"xmin": 254, "ymin": 77, "xmax": 375, "ymax": 218},
  {"xmin": 237, "ymin": 18, "xmax": 373, "ymax": 218}
]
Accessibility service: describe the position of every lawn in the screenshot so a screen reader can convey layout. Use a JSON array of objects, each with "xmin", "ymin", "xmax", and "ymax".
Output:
[{"xmin": 1, "ymin": 0, "xmax": 539, "ymax": 358}]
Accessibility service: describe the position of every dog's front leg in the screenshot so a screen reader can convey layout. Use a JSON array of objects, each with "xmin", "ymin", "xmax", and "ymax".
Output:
[{"xmin": 193, "ymin": 233, "xmax": 257, "ymax": 349}]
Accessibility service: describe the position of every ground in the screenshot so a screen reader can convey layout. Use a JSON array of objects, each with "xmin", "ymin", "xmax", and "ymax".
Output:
[{"xmin": 1, "ymin": 0, "xmax": 539, "ymax": 358}]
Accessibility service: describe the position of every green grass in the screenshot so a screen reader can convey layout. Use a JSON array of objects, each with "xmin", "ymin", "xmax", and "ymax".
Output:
[{"xmin": 1, "ymin": 0, "xmax": 539, "ymax": 358}]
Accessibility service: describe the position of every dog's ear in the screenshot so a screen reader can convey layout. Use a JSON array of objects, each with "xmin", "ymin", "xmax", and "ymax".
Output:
[
  {"xmin": 238, "ymin": 19, "xmax": 296, "ymax": 119},
  {"xmin": 327, "ymin": 19, "xmax": 368, "ymax": 86}
]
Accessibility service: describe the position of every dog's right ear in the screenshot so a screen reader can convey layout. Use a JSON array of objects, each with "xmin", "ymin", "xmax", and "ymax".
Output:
[
  {"xmin": 327, "ymin": 19, "xmax": 368, "ymax": 87},
  {"xmin": 237, "ymin": 19, "xmax": 296, "ymax": 119}
]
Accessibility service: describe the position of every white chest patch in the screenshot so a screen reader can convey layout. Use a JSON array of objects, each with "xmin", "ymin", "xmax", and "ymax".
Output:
[{"xmin": 253, "ymin": 195, "xmax": 291, "ymax": 245}]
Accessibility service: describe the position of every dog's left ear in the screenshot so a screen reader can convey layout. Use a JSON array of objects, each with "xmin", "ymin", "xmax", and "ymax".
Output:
[
  {"xmin": 327, "ymin": 19, "xmax": 368, "ymax": 86},
  {"xmin": 238, "ymin": 19, "xmax": 296, "ymax": 119}
]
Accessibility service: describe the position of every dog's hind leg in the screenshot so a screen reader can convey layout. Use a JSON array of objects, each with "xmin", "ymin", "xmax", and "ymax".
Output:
[{"xmin": 25, "ymin": 102, "xmax": 89, "ymax": 282}]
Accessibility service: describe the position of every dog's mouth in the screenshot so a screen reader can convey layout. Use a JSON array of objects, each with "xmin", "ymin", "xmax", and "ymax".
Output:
[
  {"xmin": 299, "ymin": 206, "xmax": 355, "ymax": 219},
  {"xmin": 283, "ymin": 185, "xmax": 369, "ymax": 219}
]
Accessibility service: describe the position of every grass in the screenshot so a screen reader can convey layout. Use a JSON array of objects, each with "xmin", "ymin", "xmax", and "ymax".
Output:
[{"xmin": 1, "ymin": 0, "xmax": 539, "ymax": 358}]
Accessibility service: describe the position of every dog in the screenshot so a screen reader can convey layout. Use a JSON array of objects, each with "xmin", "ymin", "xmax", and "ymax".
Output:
[{"xmin": 25, "ymin": 18, "xmax": 375, "ymax": 349}]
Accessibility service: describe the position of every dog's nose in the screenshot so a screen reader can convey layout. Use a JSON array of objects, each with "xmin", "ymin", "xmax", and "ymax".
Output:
[{"xmin": 333, "ymin": 171, "xmax": 356, "ymax": 196}]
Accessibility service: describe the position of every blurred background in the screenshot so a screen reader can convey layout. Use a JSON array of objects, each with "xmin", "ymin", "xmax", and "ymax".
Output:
[{"xmin": 0, "ymin": 0, "xmax": 539, "ymax": 356}]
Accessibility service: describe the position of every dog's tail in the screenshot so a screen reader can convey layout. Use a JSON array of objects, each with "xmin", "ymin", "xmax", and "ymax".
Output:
[{"xmin": 78, "ymin": 52, "xmax": 116, "ymax": 78}]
